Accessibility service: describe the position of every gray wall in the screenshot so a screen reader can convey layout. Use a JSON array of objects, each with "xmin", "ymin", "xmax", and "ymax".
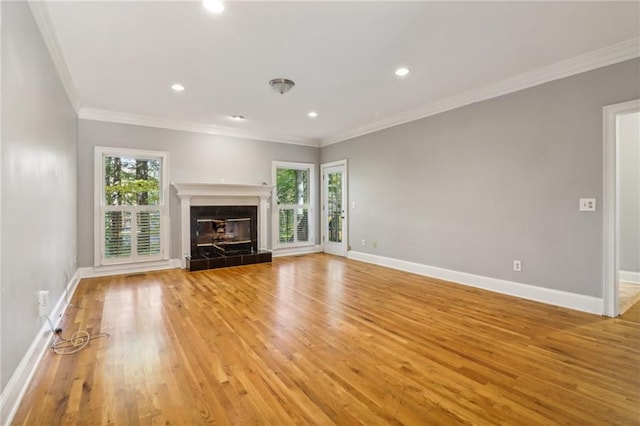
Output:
[
  {"xmin": 321, "ymin": 58, "xmax": 640, "ymax": 298},
  {"xmin": 1, "ymin": 2, "xmax": 78, "ymax": 391},
  {"xmin": 619, "ymin": 111, "xmax": 640, "ymax": 274},
  {"xmin": 77, "ymin": 120, "xmax": 320, "ymax": 267}
]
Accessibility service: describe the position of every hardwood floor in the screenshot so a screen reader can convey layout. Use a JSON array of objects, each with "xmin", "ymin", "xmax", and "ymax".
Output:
[
  {"xmin": 12, "ymin": 254, "xmax": 640, "ymax": 425},
  {"xmin": 620, "ymin": 281, "xmax": 640, "ymax": 315}
]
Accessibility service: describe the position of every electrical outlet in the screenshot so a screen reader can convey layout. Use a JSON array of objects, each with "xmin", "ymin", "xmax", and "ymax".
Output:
[
  {"xmin": 372, "ymin": 241, "xmax": 377, "ymax": 249},
  {"xmin": 579, "ymin": 198, "xmax": 596, "ymax": 212},
  {"xmin": 352, "ymin": 201, "xmax": 356, "ymax": 209},
  {"xmin": 361, "ymin": 239, "xmax": 366, "ymax": 247},
  {"xmin": 513, "ymin": 260, "xmax": 522, "ymax": 272},
  {"xmin": 38, "ymin": 290, "xmax": 50, "ymax": 317}
]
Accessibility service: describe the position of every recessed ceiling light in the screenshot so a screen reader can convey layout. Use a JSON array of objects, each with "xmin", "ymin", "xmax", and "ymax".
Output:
[
  {"xmin": 203, "ymin": 0, "xmax": 224, "ymax": 14},
  {"xmin": 171, "ymin": 83, "xmax": 185, "ymax": 92},
  {"xmin": 230, "ymin": 115, "xmax": 245, "ymax": 121},
  {"xmin": 395, "ymin": 67, "xmax": 410, "ymax": 77},
  {"xmin": 307, "ymin": 111, "xmax": 318, "ymax": 118}
]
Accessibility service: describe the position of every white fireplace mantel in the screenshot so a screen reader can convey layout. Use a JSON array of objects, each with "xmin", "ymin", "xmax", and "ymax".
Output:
[
  {"xmin": 173, "ymin": 182, "xmax": 273, "ymax": 199},
  {"xmin": 172, "ymin": 182, "xmax": 273, "ymax": 268}
]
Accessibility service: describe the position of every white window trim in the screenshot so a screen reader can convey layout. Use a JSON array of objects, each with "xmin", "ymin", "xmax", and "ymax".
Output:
[
  {"xmin": 272, "ymin": 161, "xmax": 315, "ymax": 249},
  {"xmin": 94, "ymin": 146, "xmax": 170, "ymax": 266}
]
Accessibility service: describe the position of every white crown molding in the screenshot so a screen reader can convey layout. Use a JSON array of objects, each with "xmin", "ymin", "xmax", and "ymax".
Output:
[
  {"xmin": 28, "ymin": 1, "xmax": 82, "ymax": 112},
  {"xmin": 78, "ymin": 107, "xmax": 321, "ymax": 147},
  {"xmin": 321, "ymin": 37, "xmax": 640, "ymax": 147},
  {"xmin": 25, "ymin": 1, "xmax": 639, "ymax": 150}
]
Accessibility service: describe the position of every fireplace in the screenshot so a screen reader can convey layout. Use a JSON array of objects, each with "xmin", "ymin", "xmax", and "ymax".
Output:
[
  {"xmin": 187, "ymin": 205, "xmax": 270, "ymax": 270},
  {"xmin": 192, "ymin": 205, "xmax": 256, "ymax": 254},
  {"xmin": 172, "ymin": 183, "xmax": 273, "ymax": 271}
]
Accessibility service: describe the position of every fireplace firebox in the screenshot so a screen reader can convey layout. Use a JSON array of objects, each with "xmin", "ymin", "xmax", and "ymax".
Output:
[{"xmin": 187, "ymin": 205, "xmax": 271, "ymax": 271}]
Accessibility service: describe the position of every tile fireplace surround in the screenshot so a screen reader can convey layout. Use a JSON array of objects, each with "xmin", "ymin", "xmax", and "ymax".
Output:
[{"xmin": 172, "ymin": 183, "xmax": 273, "ymax": 270}]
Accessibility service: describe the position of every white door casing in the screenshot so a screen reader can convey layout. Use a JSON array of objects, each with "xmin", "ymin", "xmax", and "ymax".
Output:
[{"xmin": 603, "ymin": 99, "xmax": 640, "ymax": 317}]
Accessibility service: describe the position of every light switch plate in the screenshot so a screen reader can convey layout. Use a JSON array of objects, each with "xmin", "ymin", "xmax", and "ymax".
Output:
[{"xmin": 579, "ymin": 198, "xmax": 596, "ymax": 212}]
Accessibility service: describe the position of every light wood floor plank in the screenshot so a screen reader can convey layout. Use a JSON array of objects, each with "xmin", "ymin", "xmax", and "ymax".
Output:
[{"xmin": 12, "ymin": 254, "xmax": 640, "ymax": 425}]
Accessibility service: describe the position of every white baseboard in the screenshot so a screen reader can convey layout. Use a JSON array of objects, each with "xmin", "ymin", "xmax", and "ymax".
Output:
[
  {"xmin": 347, "ymin": 251, "xmax": 603, "ymax": 315},
  {"xmin": 620, "ymin": 270, "xmax": 640, "ymax": 284},
  {"xmin": 272, "ymin": 245, "xmax": 322, "ymax": 258},
  {"xmin": 78, "ymin": 258, "xmax": 181, "ymax": 278},
  {"xmin": 0, "ymin": 269, "xmax": 82, "ymax": 426}
]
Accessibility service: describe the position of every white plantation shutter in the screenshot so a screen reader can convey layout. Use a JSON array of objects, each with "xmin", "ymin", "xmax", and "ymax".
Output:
[
  {"xmin": 279, "ymin": 209, "xmax": 294, "ymax": 243},
  {"xmin": 104, "ymin": 211, "xmax": 132, "ymax": 258},
  {"xmin": 101, "ymin": 206, "xmax": 166, "ymax": 263},
  {"xmin": 277, "ymin": 208, "xmax": 309, "ymax": 243},
  {"xmin": 136, "ymin": 209, "xmax": 161, "ymax": 256},
  {"xmin": 296, "ymin": 208, "xmax": 309, "ymax": 242}
]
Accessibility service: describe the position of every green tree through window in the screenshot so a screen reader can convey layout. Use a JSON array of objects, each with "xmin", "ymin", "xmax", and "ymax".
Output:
[
  {"xmin": 274, "ymin": 163, "xmax": 313, "ymax": 246},
  {"xmin": 100, "ymin": 151, "xmax": 165, "ymax": 264}
]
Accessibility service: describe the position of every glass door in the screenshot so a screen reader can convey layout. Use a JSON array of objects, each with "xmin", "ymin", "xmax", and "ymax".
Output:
[{"xmin": 322, "ymin": 161, "xmax": 347, "ymax": 256}]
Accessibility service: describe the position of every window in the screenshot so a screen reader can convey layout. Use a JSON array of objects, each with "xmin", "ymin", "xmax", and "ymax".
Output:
[
  {"xmin": 272, "ymin": 161, "xmax": 315, "ymax": 248},
  {"xmin": 95, "ymin": 147, "xmax": 169, "ymax": 265}
]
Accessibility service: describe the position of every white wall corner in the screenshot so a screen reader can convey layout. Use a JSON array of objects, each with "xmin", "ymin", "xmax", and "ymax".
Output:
[
  {"xmin": 0, "ymin": 268, "xmax": 82, "ymax": 426},
  {"xmin": 347, "ymin": 251, "xmax": 604, "ymax": 315}
]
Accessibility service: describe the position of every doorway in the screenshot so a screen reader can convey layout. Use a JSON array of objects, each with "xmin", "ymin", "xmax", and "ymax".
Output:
[
  {"xmin": 603, "ymin": 99, "xmax": 640, "ymax": 317},
  {"xmin": 321, "ymin": 160, "xmax": 348, "ymax": 257}
]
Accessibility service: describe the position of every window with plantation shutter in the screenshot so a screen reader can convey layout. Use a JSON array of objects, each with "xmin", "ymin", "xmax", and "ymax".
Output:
[
  {"xmin": 104, "ymin": 211, "xmax": 132, "ymax": 258},
  {"xmin": 272, "ymin": 161, "xmax": 315, "ymax": 248},
  {"xmin": 95, "ymin": 147, "xmax": 169, "ymax": 266}
]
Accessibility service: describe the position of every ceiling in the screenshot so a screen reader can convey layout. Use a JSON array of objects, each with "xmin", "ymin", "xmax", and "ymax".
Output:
[{"xmin": 38, "ymin": 1, "xmax": 640, "ymax": 147}]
